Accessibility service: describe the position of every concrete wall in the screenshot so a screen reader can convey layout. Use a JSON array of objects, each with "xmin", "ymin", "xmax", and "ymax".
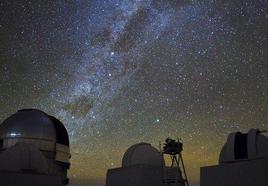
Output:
[
  {"xmin": 106, "ymin": 165, "xmax": 163, "ymax": 186},
  {"xmin": 200, "ymin": 158, "xmax": 268, "ymax": 186},
  {"xmin": 0, "ymin": 171, "xmax": 63, "ymax": 186}
]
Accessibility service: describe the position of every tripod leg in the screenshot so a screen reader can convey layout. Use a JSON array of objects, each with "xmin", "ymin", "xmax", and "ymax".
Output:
[{"xmin": 179, "ymin": 153, "xmax": 189, "ymax": 186}]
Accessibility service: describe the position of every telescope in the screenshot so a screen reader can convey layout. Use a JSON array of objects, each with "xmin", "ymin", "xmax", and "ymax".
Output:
[{"xmin": 163, "ymin": 138, "xmax": 183, "ymax": 155}]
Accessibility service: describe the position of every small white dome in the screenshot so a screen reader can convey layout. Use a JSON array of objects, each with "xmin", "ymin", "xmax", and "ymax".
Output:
[{"xmin": 122, "ymin": 143, "xmax": 164, "ymax": 167}]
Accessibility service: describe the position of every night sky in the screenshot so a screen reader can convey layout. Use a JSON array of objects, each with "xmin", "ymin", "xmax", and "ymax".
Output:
[{"xmin": 0, "ymin": 0, "xmax": 267, "ymax": 185}]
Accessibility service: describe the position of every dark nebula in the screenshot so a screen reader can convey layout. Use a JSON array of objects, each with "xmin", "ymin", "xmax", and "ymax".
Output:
[{"xmin": 0, "ymin": 0, "xmax": 267, "ymax": 185}]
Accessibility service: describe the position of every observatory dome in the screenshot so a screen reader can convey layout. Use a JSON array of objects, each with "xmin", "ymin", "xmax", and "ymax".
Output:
[
  {"xmin": 0, "ymin": 143, "xmax": 48, "ymax": 173},
  {"xmin": 219, "ymin": 129, "xmax": 268, "ymax": 163},
  {"xmin": 0, "ymin": 109, "xmax": 71, "ymax": 185},
  {"xmin": 122, "ymin": 143, "xmax": 164, "ymax": 167},
  {"xmin": 0, "ymin": 109, "xmax": 69, "ymax": 149}
]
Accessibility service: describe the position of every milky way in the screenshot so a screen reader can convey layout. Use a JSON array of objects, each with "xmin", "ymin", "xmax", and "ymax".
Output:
[{"xmin": 0, "ymin": 0, "xmax": 267, "ymax": 185}]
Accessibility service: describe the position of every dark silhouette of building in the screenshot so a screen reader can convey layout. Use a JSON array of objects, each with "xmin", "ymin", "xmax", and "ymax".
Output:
[
  {"xmin": 106, "ymin": 141, "xmax": 187, "ymax": 186},
  {"xmin": 201, "ymin": 129, "xmax": 268, "ymax": 186},
  {"xmin": 0, "ymin": 109, "xmax": 71, "ymax": 186}
]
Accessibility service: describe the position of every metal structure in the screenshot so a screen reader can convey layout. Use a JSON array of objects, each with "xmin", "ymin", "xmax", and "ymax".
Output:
[{"xmin": 161, "ymin": 138, "xmax": 189, "ymax": 186}]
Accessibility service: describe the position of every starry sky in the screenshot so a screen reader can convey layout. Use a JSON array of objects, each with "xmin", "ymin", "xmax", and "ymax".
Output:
[{"xmin": 0, "ymin": 0, "xmax": 267, "ymax": 185}]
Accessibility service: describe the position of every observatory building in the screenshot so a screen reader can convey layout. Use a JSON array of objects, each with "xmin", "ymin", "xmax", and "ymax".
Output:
[
  {"xmin": 106, "ymin": 140, "xmax": 188, "ymax": 186},
  {"xmin": 201, "ymin": 129, "xmax": 268, "ymax": 186},
  {"xmin": 0, "ymin": 109, "xmax": 71, "ymax": 186}
]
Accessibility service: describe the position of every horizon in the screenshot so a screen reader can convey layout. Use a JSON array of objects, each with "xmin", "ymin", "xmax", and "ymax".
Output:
[{"xmin": 0, "ymin": 0, "xmax": 267, "ymax": 185}]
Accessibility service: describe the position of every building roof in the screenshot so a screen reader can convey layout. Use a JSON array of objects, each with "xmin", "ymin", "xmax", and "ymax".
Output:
[
  {"xmin": 0, "ymin": 109, "xmax": 69, "ymax": 146},
  {"xmin": 219, "ymin": 129, "xmax": 268, "ymax": 163},
  {"xmin": 122, "ymin": 143, "xmax": 164, "ymax": 167}
]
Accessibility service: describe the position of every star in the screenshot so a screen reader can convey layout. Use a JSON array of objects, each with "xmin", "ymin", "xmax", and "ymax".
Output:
[{"xmin": 0, "ymin": 0, "xmax": 266, "ymax": 185}]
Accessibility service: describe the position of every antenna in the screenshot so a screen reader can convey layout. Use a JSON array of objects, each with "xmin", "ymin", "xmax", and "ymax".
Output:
[{"xmin": 162, "ymin": 138, "xmax": 189, "ymax": 186}]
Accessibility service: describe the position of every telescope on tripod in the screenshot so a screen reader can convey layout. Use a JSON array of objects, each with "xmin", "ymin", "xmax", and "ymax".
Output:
[{"xmin": 161, "ymin": 138, "xmax": 189, "ymax": 186}]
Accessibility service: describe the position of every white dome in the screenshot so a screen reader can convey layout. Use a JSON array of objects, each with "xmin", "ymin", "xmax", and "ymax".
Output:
[
  {"xmin": 219, "ymin": 129, "xmax": 268, "ymax": 163},
  {"xmin": 122, "ymin": 143, "xmax": 164, "ymax": 167}
]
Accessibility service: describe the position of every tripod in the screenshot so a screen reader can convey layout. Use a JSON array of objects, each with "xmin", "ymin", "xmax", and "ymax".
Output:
[{"xmin": 162, "ymin": 138, "xmax": 189, "ymax": 186}]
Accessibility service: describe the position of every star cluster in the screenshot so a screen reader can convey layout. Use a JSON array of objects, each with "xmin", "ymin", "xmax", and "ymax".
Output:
[{"xmin": 0, "ymin": 0, "xmax": 267, "ymax": 185}]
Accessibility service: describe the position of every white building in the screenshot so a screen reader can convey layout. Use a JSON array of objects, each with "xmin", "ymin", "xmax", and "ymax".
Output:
[
  {"xmin": 106, "ymin": 142, "xmax": 186, "ymax": 186},
  {"xmin": 201, "ymin": 129, "xmax": 268, "ymax": 186}
]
